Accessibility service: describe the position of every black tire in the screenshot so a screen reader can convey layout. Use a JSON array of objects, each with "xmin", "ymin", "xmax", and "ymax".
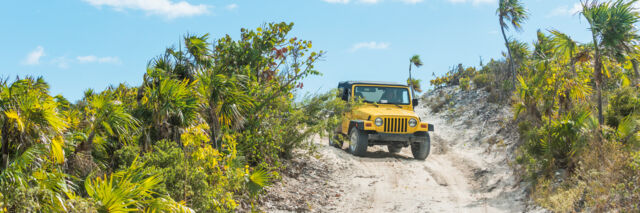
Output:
[
  {"xmin": 348, "ymin": 127, "xmax": 368, "ymax": 156},
  {"xmin": 329, "ymin": 133, "xmax": 343, "ymax": 149},
  {"xmin": 387, "ymin": 144, "xmax": 402, "ymax": 153},
  {"xmin": 411, "ymin": 133, "xmax": 431, "ymax": 160}
]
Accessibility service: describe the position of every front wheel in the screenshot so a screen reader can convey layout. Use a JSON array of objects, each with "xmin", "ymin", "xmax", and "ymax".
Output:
[
  {"xmin": 411, "ymin": 133, "xmax": 431, "ymax": 160},
  {"xmin": 349, "ymin": 128, "xmax": 368, "ymax": 156}
]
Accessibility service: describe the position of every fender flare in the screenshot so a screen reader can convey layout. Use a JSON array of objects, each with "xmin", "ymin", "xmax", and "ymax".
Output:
[{"xmin": 348, "ymin": 120, "xmax": 365, "ymax": 134}]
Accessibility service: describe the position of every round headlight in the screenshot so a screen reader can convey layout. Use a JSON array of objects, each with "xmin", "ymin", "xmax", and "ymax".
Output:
[
  {"xmin": 375, "ymin": 118, "xmax": 383, "ymax": 126},
  {"xmin": 409, "ymin": 118, "xmax": 418, "ymax": 127}
]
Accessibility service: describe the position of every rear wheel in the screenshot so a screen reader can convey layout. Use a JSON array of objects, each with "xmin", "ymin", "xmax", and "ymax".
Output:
[
  {"xmin": 411, "ymin": 133, "xmax": 431, "ymax": 160},
  {"xmin": 348, "ymin": 128, "xmax": 368, "ymax": 156},
  {"xmin": 387, "ymin": 144, "xmax": 402, "ymax": 153}
]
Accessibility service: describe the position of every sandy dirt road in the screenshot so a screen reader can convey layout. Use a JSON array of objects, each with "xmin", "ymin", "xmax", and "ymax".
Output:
[{"xmin": 262, "ymin": 87, "xmax": 541, "ymax": 213}]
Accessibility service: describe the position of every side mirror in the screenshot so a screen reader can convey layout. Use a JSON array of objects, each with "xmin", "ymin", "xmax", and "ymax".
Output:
[{"xmin": 412, "ymin": 98, "xmax": 419, "ymax": 107}]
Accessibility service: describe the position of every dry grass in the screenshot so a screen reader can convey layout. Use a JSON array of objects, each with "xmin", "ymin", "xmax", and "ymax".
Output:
[
  {"xmin": 428, "ymin": 93, "xmax": 453, "ymax": 114},
  {"xmin": 532, "ymin": 140, "xmax": 640, "ymax": 212}
]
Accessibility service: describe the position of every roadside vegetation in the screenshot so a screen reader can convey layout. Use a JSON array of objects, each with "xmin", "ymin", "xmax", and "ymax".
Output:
[
  {"xmin": 0, "ymin": 22, "xmax": 349, "ymax": 212},
  {"xmin": 430, "ymin": 0, "xmax": 640, "ymax": 211}
]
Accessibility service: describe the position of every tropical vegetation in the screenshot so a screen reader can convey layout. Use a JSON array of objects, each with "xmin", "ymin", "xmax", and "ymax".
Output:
[
  {"xmin": 0, "ymin": 22, "xmax": 349, "ymax": 212},
  {"xmin": 430, "ymin": 0, "xmax": 640, "ymax": 211}
]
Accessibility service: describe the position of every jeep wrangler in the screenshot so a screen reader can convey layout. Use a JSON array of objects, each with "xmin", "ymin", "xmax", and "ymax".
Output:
[{"xmin": 329, "ymin": 81, "xmax": 434, "ymax": 160}]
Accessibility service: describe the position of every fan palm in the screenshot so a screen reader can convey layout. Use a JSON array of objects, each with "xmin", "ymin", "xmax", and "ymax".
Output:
[
  {"xmin": 550, "ymin": 30, "xmax": 579, "ymax": 73},
  {"xmin": 75, "ymin": 93, "xmax": 139, "ymax": 155},
  {"xmin": 406, "ymin": 78, "xmax": 423, "ymax": 93},
  {"xmin": 581, "ymin": 0, "xmax": 640, "ymax": 126},
  {"xmin": 497, "ymin": 0, "xmax": 529, "ymax": 85},
  {"xmin": 139, "ymin": 73, "xmax": 198, "ymax": 146},
  {"xmin": 0, "ymin": 143, "xmax": 74, "ymax": 212},
  {"xmin": 196, "ymin": 71, "xmax": 253, "ymax": 148},
  {"xmin": 0, "ymin": 77, "xmax": 66, "ymax": 170},
  {"xmin": 550, "ymin": 30, "xmax": 581, "ymax": 112},
  {"xmin": 409, "ymin": 55, "xmax": 423, "ymax": 98},
  {"xmin": 85, "ymin": 156, "xmax": 193, "ymax": 213}
]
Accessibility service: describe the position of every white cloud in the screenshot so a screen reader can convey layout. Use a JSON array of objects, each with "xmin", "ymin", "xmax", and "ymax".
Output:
[
  {"xmin": 23, "ymin": 46, "xmax": 45, "ymax": 65},
  {"xmin": 350, "ymin": 42, "xmax": 390, "ymax": 52},
  {"xmin": 83, "ymin": 0, "xmax": 209, "ymax": 19},
  {"xmin": 77, "ymin": 55, "xmax": 121, "ymax": 64},
  {"xmin": 225, "ymin": 3, "xmax": 238, "ymax": 10},
  {"xmin": 323, "ymin": 0, "xmax": 424, "ymax": 4},
  {"xmin": 322, "ymin": 0, "xmax": 382, "ymax": 4},
  {"xmin": 76, "ymin": 55, "xmax": 98, "ymax": 63},
  {"xmin": 447, "ymin": 0, "xmax": 496, "ymax": 5},
  {"xmin": 548, "ymin": 3, "xmax": 581, "ymax": 17},
  {"xmin": 51, "ymin": 57, "xmax": 70, "ymax": 69},
  {"xmin": 398, "ymin": 0, "xmax": 424, "ymax": 4}
]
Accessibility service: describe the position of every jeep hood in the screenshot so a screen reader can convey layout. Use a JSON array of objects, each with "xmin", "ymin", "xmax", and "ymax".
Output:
[{"xmin": 354, "ymin": 106, "xmax": 417, "ymax": 118}]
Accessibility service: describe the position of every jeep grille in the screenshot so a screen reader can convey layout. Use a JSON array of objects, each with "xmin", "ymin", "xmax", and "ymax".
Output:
[{"xmin": 383, "ymin": 118, "xmax": 408, "ymax": 133}]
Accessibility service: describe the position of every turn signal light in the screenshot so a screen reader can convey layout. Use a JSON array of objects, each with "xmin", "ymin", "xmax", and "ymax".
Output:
[
  {"xmin": 365, "ymin": 123, "xmax": 372, "ymax": 127},
  {"xmin": 420, "ymin": 124, "xmax": 427, "ymax": 128}
]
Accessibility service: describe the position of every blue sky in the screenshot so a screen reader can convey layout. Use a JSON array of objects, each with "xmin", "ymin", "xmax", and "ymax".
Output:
[{"xmin": 1, "ymin": 0, "xmax": 593, "ymax": 101}]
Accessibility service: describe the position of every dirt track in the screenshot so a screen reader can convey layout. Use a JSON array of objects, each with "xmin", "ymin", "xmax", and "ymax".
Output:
[{"xmin": 262, "ymin": 87, "xmax": 542, "ymax": 213}]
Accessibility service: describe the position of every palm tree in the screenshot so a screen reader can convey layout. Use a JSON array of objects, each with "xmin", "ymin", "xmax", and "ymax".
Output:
[
  {"xmin": 550, "ymin": 30, "xmax": 579, "ymax": 73},
  {"xmin": 409, "ymin": 55, "xmax": 423, "ymax": 98},
  {"xmin": 139, "ymin": 72, "xmax": 198, "ymax": 147},
  {"xmin": 581, "ymin": 0, "xmax": 640, "ymax": 126},
  {"xmin": 0, "ymin": 77, "xmax": 66, "ymax": 170},
  {"xmin": 0, "ymin": 145, "xmax": 72, "ymax": 212},
  {"xmin": 74, "ymin": 93, "xmax": 139, "ymax": 155},
  {"xmin": 497, "ymin": 0, "xmax": 529, "ymax": 86},
  {"xmin": 406, "ymin": 78, "xmax": 423, "ymax": 93},
  {"xmin": 85, "ymin": 156, "xmax": 193, "ymax": 212},
  {"xmin": 196, "ymin": 71, "xmax": 253, "ymax": 148},
  {"xmin": 550, "ymin": 30, "xmax": 580, "ymax": 112}
]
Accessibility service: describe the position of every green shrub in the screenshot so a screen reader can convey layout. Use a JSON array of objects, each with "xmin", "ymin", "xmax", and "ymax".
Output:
[
  {"xmin": 459, "ymin": 77, "xmax": 471, "ymax": 91},
  {"xmin": 518, "ymin": 111, "xmax": 592, "ymax": 178},
  {"xmin": 606, "ymin": 86, "xmax": 639, "ymax": 128},
  {"xmin": 472, "ymin": 73, "xmax": 493, "ymax": 88}
]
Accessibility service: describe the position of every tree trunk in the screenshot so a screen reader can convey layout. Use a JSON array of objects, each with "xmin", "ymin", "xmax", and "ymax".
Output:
[
  {"xmin": 409, "ymin": 62, "xmax": 415, "ymax": 99},
  {"xmin": 76, "ymin": 130, "xmax": 96, "ymax": 154},
  {"xmin": 174, "ymin": 126, "xmax": 182, "ymax": 147},
  {"xmin": 208, "ymin": 107, "xmax": 220, "ymax": 149},
  {"xmin": 561, "ymin": 54, "xmax": 577, "ymax": 114},
  {"xmin": 499, "ymin": 17, "xmax": 515, "ymax": 89},
  {"xmin": 632, "ymin": 59, "xmax": 639, "ymax": 87},
  {"xmin": 1, "ymin": 121, "xmax": 10, "ymax": 171},
  {"xmin": 594, "ymin": 51, "xmax": 604, "ymax": 126}
]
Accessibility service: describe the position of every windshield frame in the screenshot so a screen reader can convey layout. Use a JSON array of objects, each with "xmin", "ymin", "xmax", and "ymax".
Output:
[{"xmin": 351, "ymin": 85, "xmax": 412, "ymax": 105}]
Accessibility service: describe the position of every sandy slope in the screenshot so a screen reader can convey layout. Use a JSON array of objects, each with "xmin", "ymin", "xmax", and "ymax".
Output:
[{"xmin": 261, "ymin": 86, "xmax": 543, "ymax": 213}]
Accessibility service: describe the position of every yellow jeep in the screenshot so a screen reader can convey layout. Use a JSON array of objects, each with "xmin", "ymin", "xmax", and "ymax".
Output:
[{"xmin": 330, "ymin": 81, "xmax": 434, "ymax": 160}]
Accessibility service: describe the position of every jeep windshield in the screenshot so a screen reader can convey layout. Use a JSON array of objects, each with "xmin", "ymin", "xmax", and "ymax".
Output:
[{"xmin": 353, "ymin": 86, "xmax": 410, "ymax": 105}]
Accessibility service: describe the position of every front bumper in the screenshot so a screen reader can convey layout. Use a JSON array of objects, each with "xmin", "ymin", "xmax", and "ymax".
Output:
[{"xmin": 367, "ymin": 132, "xmax": 428, "ymax": 145}]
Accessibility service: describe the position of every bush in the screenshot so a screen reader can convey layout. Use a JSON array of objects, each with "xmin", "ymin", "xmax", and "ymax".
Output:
[
  {"xmin": 606, "ymin": 86, "xmax": 639, "ymax": 128},
  {"xmin": 517, "ymin": 111, "xmax": 592, "ymax": 178},
  {"xmin": 472, "ymin": 73, "xmax": 493, "ymax": 88},
  {"xmin": 459, "ymin": 77, "xmax": 471, "ymax": 91}
]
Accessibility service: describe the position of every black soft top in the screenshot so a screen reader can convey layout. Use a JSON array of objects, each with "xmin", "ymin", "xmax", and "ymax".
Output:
[{"xmin": 338, "ymin": 81, "xmax": 408, "ymax": 89}]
